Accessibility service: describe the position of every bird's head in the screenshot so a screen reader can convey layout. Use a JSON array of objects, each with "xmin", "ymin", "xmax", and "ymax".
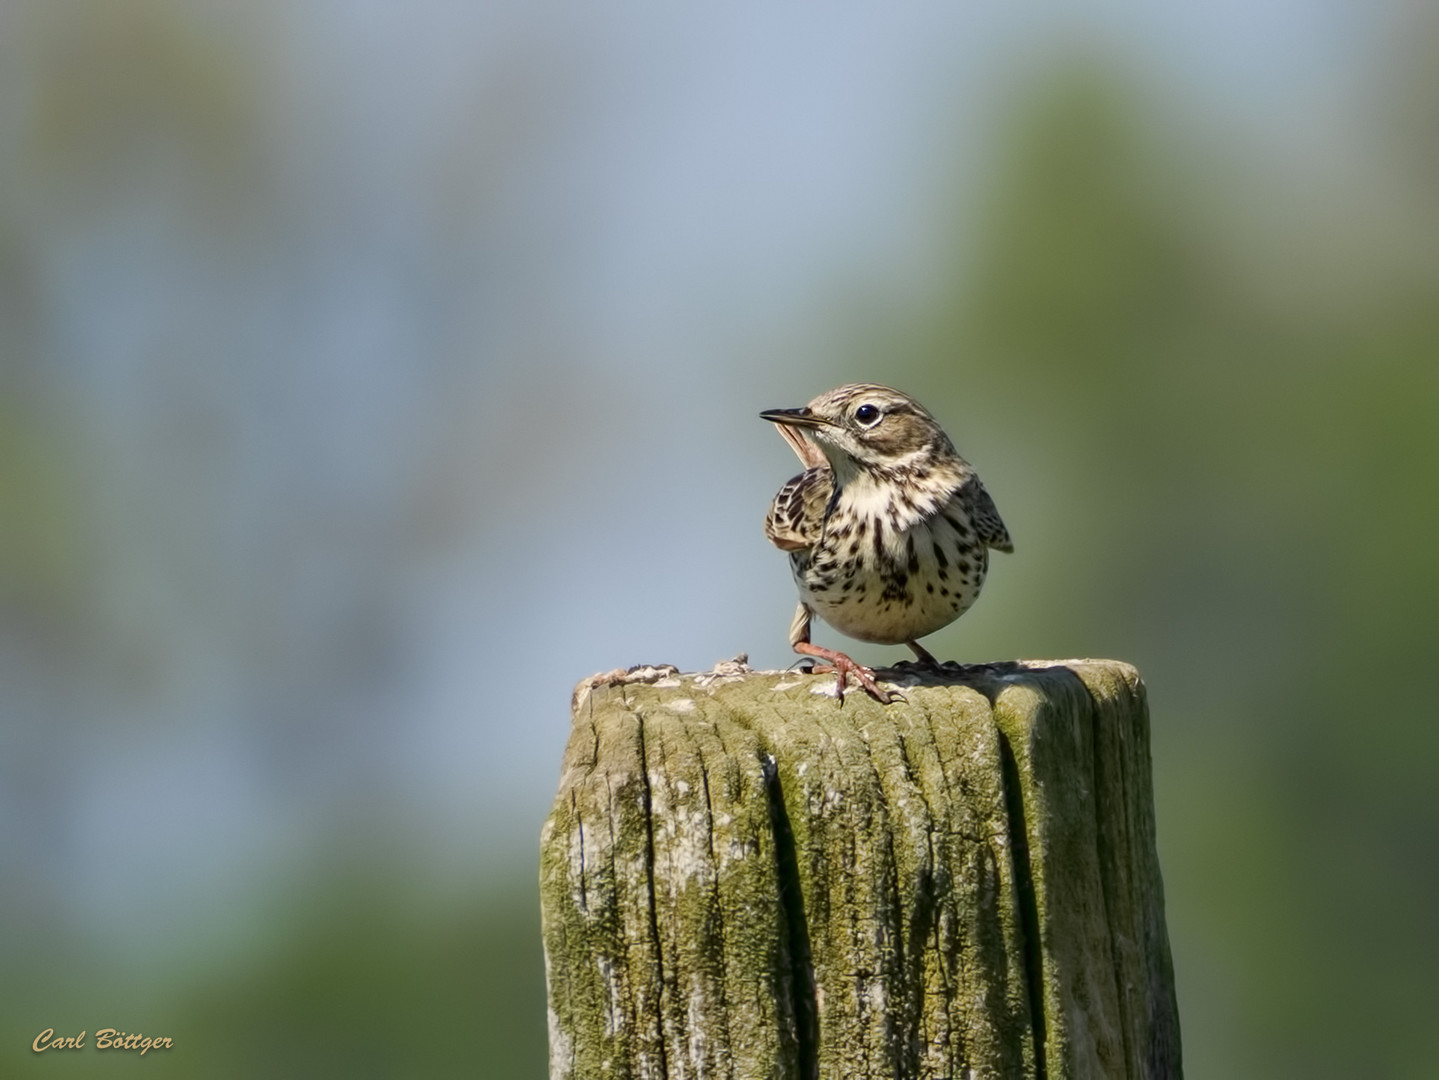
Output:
[{"xmin": 761, "ymin": 383, "xmax": 952, "ymax": 477}]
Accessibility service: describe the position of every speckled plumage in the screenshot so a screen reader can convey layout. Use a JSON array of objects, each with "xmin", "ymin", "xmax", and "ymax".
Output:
[{"xmin": 761, "ymin": 383, "xmax": 1012, "ymax": 702}]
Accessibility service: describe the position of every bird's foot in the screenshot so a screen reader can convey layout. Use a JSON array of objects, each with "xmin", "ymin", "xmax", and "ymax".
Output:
[{"xmin": 794, "ymin": 642, "xmax": 895, "ymax": 705}]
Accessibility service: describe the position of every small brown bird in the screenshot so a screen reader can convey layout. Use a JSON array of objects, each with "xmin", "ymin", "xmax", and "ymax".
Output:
[{"xmin": 761, "ymin": 383, "xmax": 1012, "ymax": 703}]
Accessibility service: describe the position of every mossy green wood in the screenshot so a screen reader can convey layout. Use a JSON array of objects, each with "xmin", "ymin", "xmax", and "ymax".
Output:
[{"xmin": 539, "ymin": 660, "xmax": 1181, "ymax": 1080}]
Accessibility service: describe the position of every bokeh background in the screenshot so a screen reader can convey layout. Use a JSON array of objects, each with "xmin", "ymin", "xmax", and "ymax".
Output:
[{"xmin": 3, "ymin": 2, "xmax": 1437, "ymax": 1077}]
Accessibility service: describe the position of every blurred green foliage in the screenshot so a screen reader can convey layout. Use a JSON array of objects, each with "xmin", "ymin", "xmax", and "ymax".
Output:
[
  {"xmin": 0, "ymin": 403, "xmax": 87, "ymax": 620},
  {"xmin": 24, "ymin": 0, "xmax": 262, "ymax": 219},
  {"xmin": 2, "ymin": 882, "xmax": 547, "ymax": 1078},
  {"xmin": 892, "ymin": 63, "xmax": 1439, "ymax": 1079}
]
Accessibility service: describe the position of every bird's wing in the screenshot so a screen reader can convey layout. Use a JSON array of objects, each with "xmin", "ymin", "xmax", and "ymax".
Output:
[
  {"xmin": 960, "ymin": 474, "xmax": 1013, "ymax": 553},
  {"xmin": 764, "ymin": 467, "xmax": 833, "ymax": 552}
]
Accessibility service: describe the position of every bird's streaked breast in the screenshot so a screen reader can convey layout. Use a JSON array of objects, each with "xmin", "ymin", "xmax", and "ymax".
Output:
[{"xmin": 790, "ymin": 490, "xmax": 987, "ymax": 645}]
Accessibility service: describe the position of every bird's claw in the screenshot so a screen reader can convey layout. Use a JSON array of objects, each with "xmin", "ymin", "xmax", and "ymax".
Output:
[{"xmin": 817, "ymin": 656, "xmax": 892, "ymax": 705}]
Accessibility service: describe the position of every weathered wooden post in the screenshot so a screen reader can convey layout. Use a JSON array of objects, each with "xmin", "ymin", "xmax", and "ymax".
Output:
[{"xmin": 539, "ymin": 658, "xmax": 1181, "ymax": 1079}]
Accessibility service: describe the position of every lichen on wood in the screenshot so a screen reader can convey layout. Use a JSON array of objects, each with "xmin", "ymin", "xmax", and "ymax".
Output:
[{"xmin": 540, "ymin": 659, "xmax": 1181, "ymax": 1080}]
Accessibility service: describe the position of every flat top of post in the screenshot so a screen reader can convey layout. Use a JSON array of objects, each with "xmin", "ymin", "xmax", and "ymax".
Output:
[{"xmin": 571, "ymin": 655, "xmax": 1143, "ymax": 720}]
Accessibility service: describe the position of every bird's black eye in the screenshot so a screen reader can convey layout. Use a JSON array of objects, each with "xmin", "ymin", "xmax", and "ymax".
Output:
[{"xmin": 854, "ymin": 403, "xmax": 881, "ymax": 426}]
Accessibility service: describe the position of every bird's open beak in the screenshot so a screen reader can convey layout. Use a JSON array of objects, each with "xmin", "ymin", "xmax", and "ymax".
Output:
[{"xmin": 759, "ymin": 407, "xmax": 827, "ymax": 429}]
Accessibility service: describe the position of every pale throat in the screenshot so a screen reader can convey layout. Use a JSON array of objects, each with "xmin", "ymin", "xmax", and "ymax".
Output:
[
  {"xmin": 827, "ymin": 450, "xmax": 960, "ymax": 543},
  {"xmin": 825, "ymin": 441, "xmax": 918, "ymax": 476}
]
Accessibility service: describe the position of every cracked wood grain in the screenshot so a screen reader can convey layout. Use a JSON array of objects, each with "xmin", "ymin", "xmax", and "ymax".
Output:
[{"xmin": 539, "ymin": 660, "xmax": 1181, "ymax": 1080}]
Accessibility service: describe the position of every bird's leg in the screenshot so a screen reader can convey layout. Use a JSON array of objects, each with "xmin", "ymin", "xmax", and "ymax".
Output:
[
  {"xmin": 789, "ymin": 603, "xmax": 892, "ymax": 704},
  {"xmin": 906, "ymin": 640, "xmax": 941, "ymax": 668}
]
